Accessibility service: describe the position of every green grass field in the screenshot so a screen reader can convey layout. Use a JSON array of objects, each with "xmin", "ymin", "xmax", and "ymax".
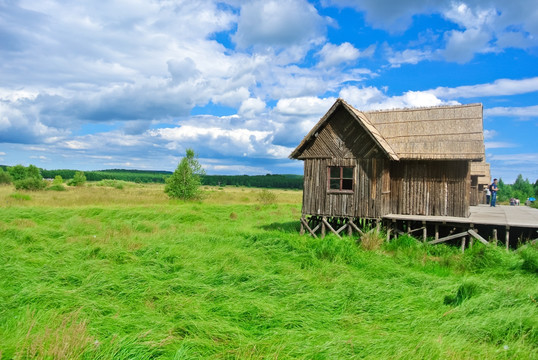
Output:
[{"xmin": 0, "ymin": 184, "xmax": 537, "ymax": 359}]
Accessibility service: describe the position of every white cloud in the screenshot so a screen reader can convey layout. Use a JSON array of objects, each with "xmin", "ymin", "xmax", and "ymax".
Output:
[
  {"xmin": 489, "ymin": 153, "xmax": 538, "ymax": 163},
  {"xmin": 339, "ymin": 86, "xmax": 457, "ymax": 110},
  {"xmin": 325, "ymin": 0, "xmax": 436, "ymax": 33},
  {"xmin": 275, "ymin": 97, "xmax": 336, "ymax": 116},
  {"xmin": 233, "ymin": 0, "xmax": 326, "ymax": 49},
  {"xmin": 238, "ymin": 98, "xmax": 266, "ymax": 117},
  {"xmin": 429, "ymin": 77, "xmax": 538, "ymax": 99},
  {"xmin": 485, "ymin": 141, "xmax": 517, "ymax": 149},
  {"xmin": 485, "ymin": 105, "xmax": 538, "ymax": 118},
  {"xmin": 387, "ymin": 48, "xmax": 435, "ymax": 67},
  {"xmin": 316, "ymin": 42, "xmax": 365, "ymax": 68},
  {"xmin": 483, "ymin": 129, "xmax": 497, "ymax": 140},
  {"xmin": 149, "ymin": 125, "xmax": 292, "ymax": 159}
]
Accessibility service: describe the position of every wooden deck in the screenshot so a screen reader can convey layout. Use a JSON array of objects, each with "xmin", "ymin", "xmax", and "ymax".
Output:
[
  {"xmin": 383, "ymin": 204, "xmax": 538, "ymax": 229},
  {"xmin": 299, "ymin": 205, "xmax": 537, "ymax": 249}
]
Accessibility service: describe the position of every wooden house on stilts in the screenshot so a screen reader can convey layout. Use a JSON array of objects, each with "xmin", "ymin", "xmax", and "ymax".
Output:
[{"xmin": 290, "ymin": 99, "xmax": 485, "ymax": 237}]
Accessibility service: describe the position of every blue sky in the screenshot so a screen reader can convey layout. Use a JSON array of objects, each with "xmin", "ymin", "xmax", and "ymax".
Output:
[{"xmin": 1, "ymin": 0, "xmax": 537, "ymax": 183}]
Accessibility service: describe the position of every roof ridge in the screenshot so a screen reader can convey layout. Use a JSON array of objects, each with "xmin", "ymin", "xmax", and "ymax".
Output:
[{"xmin": 363, "ymin": 102, "xmax": 482, "ymax": 114}]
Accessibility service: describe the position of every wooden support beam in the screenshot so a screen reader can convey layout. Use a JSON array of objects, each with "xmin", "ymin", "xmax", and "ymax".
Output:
[
  {"xmin": 408, "ymin": 226, "xmax": 426, "ymax": 235},
  {"xmin": 493, "ymin": 228, "xmax": 497, "ymax": 242},
  {"xmin": 422, "ymin": 221, "xmax": 427, "ymax": 243},
  {"xmin": 348, "ymin": 219, "xmax": 365, "ymax": 237},
  {"xmin": 336, "ymin": 223, "xmax": 348, "ymax": 235},
  {"xmin": 321, "ymin": 217, "xmax": 326, "ymax": 238},
  {"xmin": 435, "ymin": 224, "xmax": 439, "ymax": 242},
  {"xmin": 300, "ymin": 218, "xmax": 305, "ymax": 236},
  {"xmin": 347, "ymin": 219, "xmax": 353, "ymax": 237},
  {"xmin": 322, "ymin": 217, "xmax": 341, "ymax": 239},
  {"xmin": 428, "ymin": 231, "xmax": 468, "ymax": 245},
  {"xmin": 467, "ymin": 229, "xmax": 489, "ymax": 246},
  {"xmin": 506, "ymin": 226, "xmax": 510, "ymax": 251},
  {"xmin": 461, "ymin": 236, "xmax": 466, "ymax": 253},
  {"xmin": 300, "ymin": 217, "xmax": 318, "ymax": 238}
]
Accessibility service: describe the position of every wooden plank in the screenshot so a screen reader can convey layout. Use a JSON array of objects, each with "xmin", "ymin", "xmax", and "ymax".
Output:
[
  {"xmin": 348, "ymin": 219, "xmax": 365, "ymax": 236},
  {"xmin": 467, "ymin": 229, "xmax": 489, "ymax": 246},
  {"xmin": 428, "ymin": 231, "xmax": 468, "ymax": 245}
]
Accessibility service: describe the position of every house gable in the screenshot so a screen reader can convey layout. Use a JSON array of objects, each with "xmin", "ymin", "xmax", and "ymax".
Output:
[{"xmin": 290, "ymin": 100, "xmax": 398, "ymax": 161}]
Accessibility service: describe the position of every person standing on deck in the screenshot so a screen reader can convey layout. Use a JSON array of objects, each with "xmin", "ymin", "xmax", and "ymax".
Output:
[{"xmin": 490, "ymin": 178, "xmax": 499, "ymax": 207}]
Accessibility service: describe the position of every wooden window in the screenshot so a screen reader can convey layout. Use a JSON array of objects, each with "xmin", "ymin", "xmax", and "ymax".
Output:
[{"xmin": 328, "ymin": 166, "xmax": 354, "ymax": 192}]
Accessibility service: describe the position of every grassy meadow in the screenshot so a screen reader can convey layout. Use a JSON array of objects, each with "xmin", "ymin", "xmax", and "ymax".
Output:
[{"xmin": 0, "ymin": 183, "xmax": 537, "ymax": 359}]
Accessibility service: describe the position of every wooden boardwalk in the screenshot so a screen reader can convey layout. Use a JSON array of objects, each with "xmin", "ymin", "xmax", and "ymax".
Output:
[
  {"xmin": 384, "ymin": 204, "xmax": 538, "ymax": 229},
  {"xmin": 383, "ymin": 204, "xmax": 538, "ymax": 248}
]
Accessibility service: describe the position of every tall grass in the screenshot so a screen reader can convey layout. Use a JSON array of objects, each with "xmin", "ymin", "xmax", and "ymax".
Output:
[{"xmin": 0, "ymin": 183, "xmax": 536, "ymax": 359}]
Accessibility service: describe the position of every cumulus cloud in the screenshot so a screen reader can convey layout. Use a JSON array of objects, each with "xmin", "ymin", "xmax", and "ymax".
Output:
[
  {"xmin": 233, "ymin": 0, "xmax": 326, "ymax": 49},
  {"xmin": 325, "ymin": 0, "xmax": 436, "ymax": 33},
  {"xmin": 485, "ymin": 141, "xmax": 517, "ymax": 149},
  {"xmin": 485, "ymin": 105, "xmax": 538, "ymax": 118},
  {"xmin": 275, "ymin": 97, "xmax": 336, "ymax": 116},
  {"xmin": 429, "ymin": 77, "xmax": 538, "ymax": 99},
  {"xmin": 386, "ymin": 48, "xmax": 435, "ymax": 67},
  {"xmin": 316, "ymin": 42, "xmax": 373, "ymax": 68},
  {"xmin": 149, "ymin": 125, "xmax": 292, "ymax": 159},
  {"xmin": 238, "ymin": 98, "xmax": 266, "ymax": 117},
  {"xmin": 339, "ymin": 86, "xmax": 457, "ymax": 110},
  {"xmin": 326, "ymin": 0, "xmax": 538, "ymax": 64}
]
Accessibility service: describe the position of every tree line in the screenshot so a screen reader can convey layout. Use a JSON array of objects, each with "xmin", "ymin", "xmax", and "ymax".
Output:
[
  {"xmin": 497, "ymin": 175, "xmax": 538, "ymax": 203},
  {"xmin": 1, "ymin": 165, "xmax": 304, "ymax": 189}
]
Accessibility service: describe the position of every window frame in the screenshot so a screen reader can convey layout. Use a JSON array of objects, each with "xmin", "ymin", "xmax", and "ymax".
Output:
[{"xmin": 327, "ymin": 166, "xmax": 354, "ymax": 194}]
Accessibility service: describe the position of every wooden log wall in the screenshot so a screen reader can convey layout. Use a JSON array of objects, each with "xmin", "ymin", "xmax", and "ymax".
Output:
[
  {"xmin": 389, "ymin": 160, "xmax": 470, "ymax": 217},
  {"xmin": 470, "ymin": 175, "xmax": 479, "ymax": 206},
  {"xmin": 302, "ymin": 158, "xmax": 390, "ymax": 218}
]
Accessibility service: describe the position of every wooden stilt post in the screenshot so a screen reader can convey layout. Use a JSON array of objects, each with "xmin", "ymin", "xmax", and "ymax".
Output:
[
  {"xmin": 435, "ymin": 224, "xmax": 439, "ymax": 242},
  {"xmin": 300, "ymin": 217, "xmax": 305, "ymax": 235},
  {"xmin": 347, "ymin": 218, "xmax": 353, "ymax": 237},
  {"xmin": 386, "ymin": 220, "xmax": 392, "ymax": 243},
  {"xmin": 422, "ymin": 221, "xmax": 427, "ymax": 242},
  {"xmin": 461, "ymin": 236, "xmax": 466, "ymax": 253},
  {"xmin": 469, "ymin": 225, "xmax": 474, "ymax": 248},
  {"xmin": 505, "ymin": 226, "xmax": 510, "ymax": 251},
  {"xmin": 321, "ymin": 217, "xmax": 326, "ymax": 238},
  {"xmin": 493, "ymin": 228, "xmax": 498, "ymax": 244}
]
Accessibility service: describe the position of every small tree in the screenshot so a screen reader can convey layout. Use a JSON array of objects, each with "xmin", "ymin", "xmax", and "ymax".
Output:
[
  {"xmin": 165, "ymin": 149, "xmax": 205, "ymax": 200},
  {"xmin": 68, "ymin": 171, "xmax": 87, "ymax": 186},
  {"xmin": 0, "ymin": 168, "xmax": 12, "ymax": 184},
  {"xmin": 8, "ymin": 164, "xmax": 27, "ymax": 181}
]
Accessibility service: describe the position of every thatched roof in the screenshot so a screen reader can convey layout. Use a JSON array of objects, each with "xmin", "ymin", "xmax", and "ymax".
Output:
[
  {"xmin": 471, "ymin": 161, "xmax": 491, "ymax": 185},
  {"xmin": 290, "ymin": 99, "xmax": 485, "ymax": 161},
  {"xmin": 364, "ymin": 103, "xmax": 484, "ymax": 161}
]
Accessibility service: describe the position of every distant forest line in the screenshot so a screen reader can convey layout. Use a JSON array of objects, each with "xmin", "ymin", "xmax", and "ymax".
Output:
[{"xmin": 0, "ymin": 166, "xmax": 304, "ymax": 190}]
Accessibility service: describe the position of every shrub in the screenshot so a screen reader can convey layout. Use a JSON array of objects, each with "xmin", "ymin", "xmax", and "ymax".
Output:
[
  {"xmin": 518, "ymin": 244, "xmax": 538, "ymax": 273},
  {"xmin": 68, "ymin": 171, "xmax": 86, "ymax": 186},
  {"xmin": 52, "ymin": 175, "xmax": 64, "ymax": 185},
  {"xmin": 257, "ymin": 189, "xmax": 276, "ymax": 205},
  {"xmin": 14, "ymin": 177, "xmax": 47, "ymax": 191},
  {"xmin": 48, "ymin": 184, "xmax": 67, "ymax": 191},
  {"xmin": 0, "ymin": 168, "xmax": 12, "ymax": 184}
]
